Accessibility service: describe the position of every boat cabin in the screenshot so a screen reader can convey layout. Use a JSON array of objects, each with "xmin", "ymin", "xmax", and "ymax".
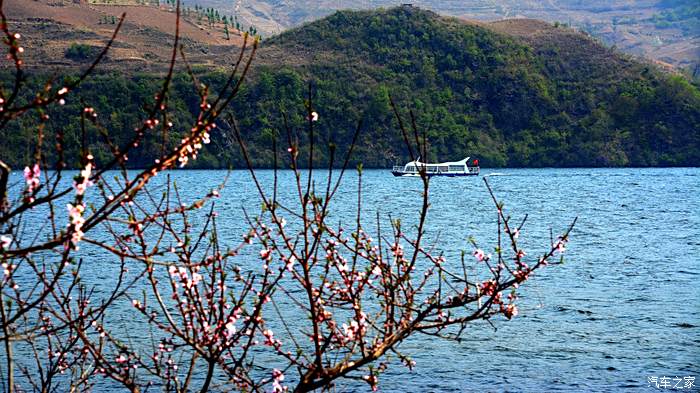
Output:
[{"xmin": 392, "ymin": 157, "xmax": 479, "ymax": 177}]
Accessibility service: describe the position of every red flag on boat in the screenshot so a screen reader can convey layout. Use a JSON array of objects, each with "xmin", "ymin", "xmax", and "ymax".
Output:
[{"xmin": 474, "ymin": 159, "xmax": 479, "ymax": 166}]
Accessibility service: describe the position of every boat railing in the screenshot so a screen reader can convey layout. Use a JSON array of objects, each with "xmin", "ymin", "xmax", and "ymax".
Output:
[{"xmin": 393, "ymin": 164, "xmax": 480, "ymax": 174}]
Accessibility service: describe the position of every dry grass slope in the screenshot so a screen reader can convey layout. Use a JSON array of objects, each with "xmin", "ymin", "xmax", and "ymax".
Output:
[
  {"xmin": 87, "ymin": 0, "xmax": 159, "ymax": 5},
  {"xmin": 2, "ymin": 0, "xmax": 245, "ymax": 72}
]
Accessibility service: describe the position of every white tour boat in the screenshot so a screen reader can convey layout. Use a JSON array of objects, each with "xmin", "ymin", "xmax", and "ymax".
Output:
[{"xmin": 392, "ymin": 157, "xmax": 480, "ymax": 177}]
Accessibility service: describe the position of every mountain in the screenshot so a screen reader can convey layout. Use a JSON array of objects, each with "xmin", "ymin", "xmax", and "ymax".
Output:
[
  {"xmin": 2, "ymin": 6, "xmax": 699, "ymax": 168},
  {"xmin": 192, "ymin": 0, "xmax": 699, "ymax": 69},
  {"xmin": 234, "ymin": 7, "xmax": 699, "ymax": 167}
]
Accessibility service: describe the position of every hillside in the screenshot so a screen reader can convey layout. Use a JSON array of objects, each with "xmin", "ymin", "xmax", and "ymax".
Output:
[
  {"xmin": 2, "ymin": 7, "xmax": 699, "ymax": 168},
  {"xmin": 1, "ymin": 0, "xmax": 244, "ymax": 72},
  {"xmin": 241, "ymin": 7, "xmax": 700, "ymax": 167},
  {"xmin": 195, "ymin": 0, "xmax": 699, "ymax": 69}
]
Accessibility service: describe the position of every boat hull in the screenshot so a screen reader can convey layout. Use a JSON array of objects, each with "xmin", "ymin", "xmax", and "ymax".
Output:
[{"xmin": 391, "ymin": 171, "xmax": 479, "ymax": 177}]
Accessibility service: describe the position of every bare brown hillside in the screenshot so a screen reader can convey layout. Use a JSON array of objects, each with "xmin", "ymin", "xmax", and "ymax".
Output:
[
  {"xmin": 2, "ymin": 0, "xmax": 245, "ymax": 72},
  {"xmin": 486, "ymin": 18, "xmax": 687, "ymax": 73}
]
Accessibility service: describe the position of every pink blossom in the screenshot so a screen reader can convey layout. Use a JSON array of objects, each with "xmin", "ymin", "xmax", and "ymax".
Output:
[
  {"xmin": 176, "ymin": 125, "xmax": 214, "ymax": 167},
  {"xmin": 284, "ymin": 255, "xmax": 296, "ymax": 272},
  {"xmin": 513, "ymin": 270, "xmax": 530, "ymax": 283},
  {"xmin": 262, "ymin": 329, "xmax": 278, "ymax": 347},
  {"xmin": 363, "ymin": 374, "xmax": 378, "ymax": 391},
  {"xmin": 555, "ymin": 240, "xmax": 567, "ymax": 254},
  {"xmin": 2, "ymin": 262, "xmax": 12, "ymax": 277},
  {"xmin": 503, "ymin": 304, "xmax": 519, "ymax": 319},
  {"xmin": 341, "ymin": 312, "xmax": 367, "ymax": 342},
  {"xmin": 0, "ymin": 235, "xmax": 11, "ymax": 250},
  {"xmin": 391, "ymin": 243, "xmax": 404, "ymax": 258},
  {"xmin": 271, "ymin": 369, "xmax": 287, "ymax": 392},
  {"xmin": 480, "ymin": 280, "xmax": 497, "ymax": 296},
  {"xmin": 73, "ymin": 162, "xmax": 93, "ymax": 196},
  {"xmin": 473, "ymin": 249, "xmax": 485, "ymax": 262},
  {"xmin": 341, "ymin": 322, "xmax": 356, "ymax": 340},
  {"xmin": 225, "ymin": 321, "xmax": 237, "ymax": 336},
  {"xmin": 23, "ymin": 163, "xmax": 40, "ymax": 186},
  {"xmin": 67, "ymin": 203, "xmax": 86, "ymax": 247},
  {"xmin": 23, "ymin": 163, "xmax": 40, "ymax": 201},
  {"xmin": 506, "ymin": 227, "xmax": 520, "ymax": 239}
]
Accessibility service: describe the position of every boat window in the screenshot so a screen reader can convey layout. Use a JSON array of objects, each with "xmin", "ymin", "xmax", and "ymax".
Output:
[{"xmin": 448, "ymin": 165, "xmax": 463, "ymax": 171}]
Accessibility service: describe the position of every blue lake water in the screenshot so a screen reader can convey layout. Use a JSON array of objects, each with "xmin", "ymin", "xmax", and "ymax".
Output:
[{"xmin": 6, "ymin": 167, "xmax": 700, "ymax": 392}]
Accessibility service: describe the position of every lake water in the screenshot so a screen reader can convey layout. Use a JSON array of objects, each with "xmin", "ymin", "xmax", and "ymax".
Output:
[{"xmin": 6, "ymin": 167, "xmax": 700, "ymax": 391}]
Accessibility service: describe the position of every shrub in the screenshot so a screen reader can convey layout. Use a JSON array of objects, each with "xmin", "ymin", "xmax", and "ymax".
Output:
[{"xmin": 65, "ymin": 42, "xmax": 96, "ymax": 60}]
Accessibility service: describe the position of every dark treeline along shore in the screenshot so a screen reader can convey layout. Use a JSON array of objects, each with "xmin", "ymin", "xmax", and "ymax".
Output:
[{"xmin": 2, "ymin": 6, "xmax": 699, "ymax": 169}]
